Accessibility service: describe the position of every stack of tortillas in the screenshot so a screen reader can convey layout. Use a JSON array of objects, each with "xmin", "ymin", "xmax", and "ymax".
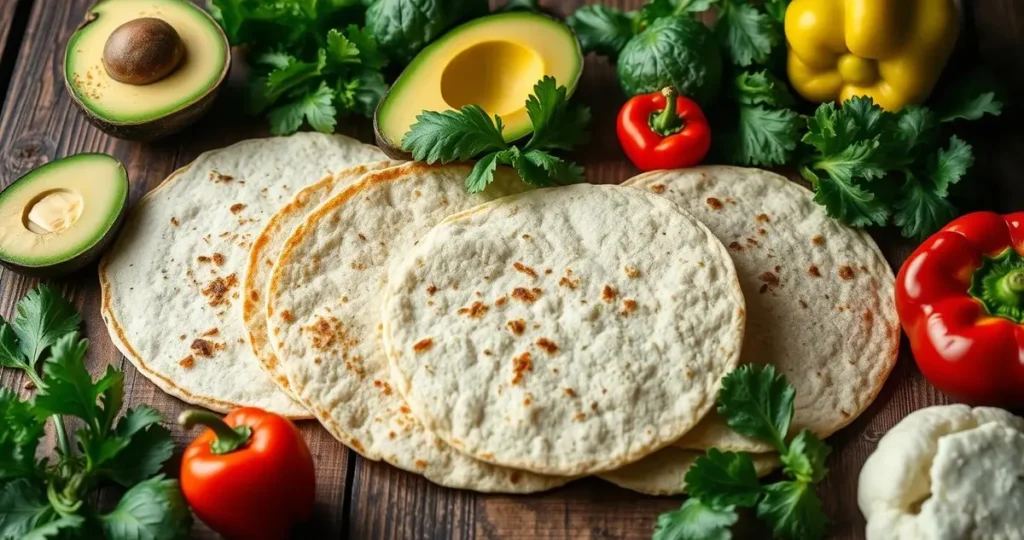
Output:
[{"xmin": 101, "ymin": 133, "xmax": 898, "ymax": 494}]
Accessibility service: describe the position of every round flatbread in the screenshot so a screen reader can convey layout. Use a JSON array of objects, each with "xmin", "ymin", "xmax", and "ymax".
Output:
[
  {"xmin": 625, "ymin": 166, "xmax": 899, "ymax": 452},
  {"xmin": 100, "ymin": 133, "xmax": 385, "ymax": 416},
  {"xmin": 267, "ymin": 163, "xmax": 566, "ymax": 493},
  {"xmin": 242, "ymin": 160, "xmax": 398, "ymax": 400},
  {"xmin": 383, "ymin": 184, "xmax": 746, "ymax": 476},
  {"xmin": 599, "ymin": 448, "xmax": 779, "ymax": 496}
]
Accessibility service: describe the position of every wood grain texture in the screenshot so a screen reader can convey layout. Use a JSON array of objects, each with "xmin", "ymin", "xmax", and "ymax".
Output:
[{"xmin": 0, "ymin": 0, "xmax": 1021, "ymax": 539}]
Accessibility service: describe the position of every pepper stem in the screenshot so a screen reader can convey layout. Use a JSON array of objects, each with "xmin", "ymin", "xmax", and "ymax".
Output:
[
  {"xmin": 179, "ymin": 410, "xmax": 252, "ymax": 455},
  {"xmin": 995, "ymin": 270, "xmax": 1024, "ymax": 304},
  {"xmin": 649, "ymin": 87, "xmax": 684, "ymax": 136},
  {"xmin": 970, "ymin": 248, "xmax": 1024, "ymax": 324}
]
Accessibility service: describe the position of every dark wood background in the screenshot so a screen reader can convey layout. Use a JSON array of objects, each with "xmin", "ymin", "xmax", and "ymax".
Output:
[{"xmin": 0, "ymin": 0, "xmax": 1020, "ymax": 538}]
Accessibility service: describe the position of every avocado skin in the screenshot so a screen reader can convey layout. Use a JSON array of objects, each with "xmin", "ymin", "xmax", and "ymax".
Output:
[{"xmin": 64, "ymin": 2, "xmax": 231, "ymax": 141}]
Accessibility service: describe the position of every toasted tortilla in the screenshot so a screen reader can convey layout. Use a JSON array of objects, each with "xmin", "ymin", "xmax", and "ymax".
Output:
[
  {"xmin": 99, "ymin": 133, "xmax": 385, "ymax": 416},
  {"xmin": 625, "ymin": 166, "xmax": 899, "ymax": 452}
]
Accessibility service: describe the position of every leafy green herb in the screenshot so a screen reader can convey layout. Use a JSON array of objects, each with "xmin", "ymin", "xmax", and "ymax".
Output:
[
  {"xmin": 365, "ymin": 0, "xmax": 488, "ymax": 65},
  {"xmin": 657, "ymin": 365, "xmax": 832, "ymax": 540},
  {"xmin": 713, "ymin": 70, "xmax": 800, "ymax": 166},
  {"xmin": 715, "ymin": 0, "xmax": 778, "ymax": 67},
  {"xmin": 0, "ymin": 286, "xmax": 190, "ymax": 540},
  {"xmin": 566, "ymin": 5, "xmax": 638, "ymax": 61},
  {"xmin": 402, "ymin": 76, "xmax": 590, "ymax": 193}
]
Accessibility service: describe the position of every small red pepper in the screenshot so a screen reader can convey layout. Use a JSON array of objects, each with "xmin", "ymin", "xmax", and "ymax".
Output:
[
  {"xmin": 617, "ymin": 87, "xmax": 712, "ymax": 171},
  {"xmin": 179, "ymin": 408, "xmax": 316, "ymax": 540},
  {"xmin": 896, "ymin": 211, "xmax": 1024, "ymax": 407}
]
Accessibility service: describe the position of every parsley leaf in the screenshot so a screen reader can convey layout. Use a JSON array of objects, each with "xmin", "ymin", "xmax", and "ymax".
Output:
[
  {"xmin": 807, "ymin": 145, "xmax": 892, "ymax": 228},
  {"xmin": 525, "ymin": 76, "xmax": 592, "ymax": 151},
  {"xmin": 466, "ymin": 151, "xmax": 505, "ymax": 194},
  {"xmin": 756, "ymin": 481, "xmax": 828, "ymax": 540},
  {"xmin": 716, "ymin": 0, "xmax": 777, "ymax": 67},
  {"xmin": 0, "ymin": 480, "xmax": 57, "ymax": 539},
  {"xmin": 685, "ymin": 449, "xmax": 763, "ymax": 508},
  {"xmin": 402, "ymin": 106, "xmax": 508, "ymax": 164},
  {"xmin": 99, "ymin": 475, "xmax": 192, "ymax": 540},
  {"xmin": 12, "ymin": 285, "xmax": 79, "ymax": 369},
  {"xmin": 100, "ymin": 408, "xmax": 175, "ymax": 487},
  {"xmin": 893, "ymin": 136, "xmax": 973, "ymax": 240},
  {"xmin": 0, "ymin": 389, "xmax": 44, "ymax": 481},
  {"xmin": 781, "ymin": 431, "xmax": 831, "ymax": 483},
  {"xmin": 653, "ymin": 498, "xmax": 738, "ymax": 540},
  {"xmin": 733, "ymin": 70, "xmax": 794, "ymax": 108},
  {"xmin": 717, "ymin": 365, "xmax": 795, "ymax": 452},
  {"xmin": 933, "ymin": 68, "xmax": 1005, "ymax": 122},
  {"xmin": 32, "ymin": 333, "xmax": 97, "ymax": 422},
  {"xmin": 325, "ymin": 29, "xmax": 361, "ymax": 66},
  {"xmin": 717, "ymin": 104, "xmax": 799, "ymax": 167},
  {"xmin": 0, "ymin": 323, "xmax": 25, "ymax": 371},
  {"xmin": 268, "ymin": 82, "xmax": 337, "ymax": 135},
  {"xmin": 566, "ymin": 5, "xmax": 637, "ymax": 60}
]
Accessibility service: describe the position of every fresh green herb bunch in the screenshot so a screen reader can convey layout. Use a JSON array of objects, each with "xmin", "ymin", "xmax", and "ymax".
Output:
[
  {"xmin": 402, "ymin": 76, "xmax": 591, "ymax": 193},
  {"xmin": 0, "ymin": 286, "xmax": 189, "ymax": 540},
  {"xmin": 655, "ymin": 365, "xmax": 831, "ymax": 540}
]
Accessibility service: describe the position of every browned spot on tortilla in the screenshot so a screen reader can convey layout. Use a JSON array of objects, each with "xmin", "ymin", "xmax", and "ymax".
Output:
[
  {"xmin": 863, "ymin": 309, "xmax": 874, "ymax": 326},
  {"xmin": 230, "ymin": 203, "xmax": 246, "ymax": 214},
  {"xmin": 706, "ymin": 197, "xmax": 723, "ymax": 210},
  {"xmin": 509, "ymin": 471, "xmax": 521, "ymax": 484},
  {"xmin": 304, "ymin": 316, "xmax": 358, "ymax": 355},
  {"xmin": 511, "ymin": 352, "xmax": 533, "ymax": 385},
  {"xmin": 190, "ymin": 339, "xmax": 220, "ymax": 358},
  {"xmin": 812, "ymin": 235, "xmax": 825, "ymax": 246},
  {"xmin": 249, "ymin": 289, "xmax": 259, "ymax": 301},
  {"xmin": 213, "ymin": 253, "xmax": 226, "ymax": 266},
  {"xmin": 507, "ymin": 319, "xmax": 526, "ymax": 336},
  {"xmin": 756, "ymin": 213, "xmax": 770, "ymax": 223},
  {"xmin": 457, "ymin": 301, "xmax": 489, "ymax": 318},
  {"xmin": 494, "ymin": 296, "xmax": 508, "ymax": 307},
  {"xmin": 559, "ymin": 276, "xmax": 579, "ymax": 289},
  {"xmin": 350, "ymin": 261, "xmax": 366, "ymax": 270},
  {"xmin": 839, "ymin": 266, "xmax": 855, "ymax": 280},
  {"xmin": 624, "ymin": 266, "xmax": 641, "ymax": 278},
  {"xmin": 840, "ymin": 409, "xmax": 851, "ymax": 419},
  {"xmin": 728, "ymin": 242, "xmax": 743, "ymax": 251},
  {"xmin": 414, "ymin": 460, "xmax": 427, "ymax": 469},
  {"xmin": 523, "ymin": 397, "xmax": 532, "ymax": 406},
  {"xmin": 350, "ymin": 439, "xmax": 365, "ymax": 453},
  {"xmin": 759, "ymin": 272, "xmax": 780, "ymax": 294},
  {"xmin": 170, "ymin": 217, "xmax": 179, "ymax": 226},
  {"xmin": 651, "ymin": 184, "xmax": 666, "ymax": 194},
  {"xmin": 522, "ymin": 234, "xmax": 532, "ymax": 240},
  {"xmin": 746, "ymin": 238, "xmax": 760, "ymax": 247},
  {"xmin": 620, "ymin": 299, "xmax": 638, "ymax": 316},
  {"xmin": 426, "ymin": 285, "xmax": 438, "ymax": 296},
  {"xmin": 759, "ymin": 284, "xmax": 769, "ymax": 294},
  {"xmin": 178, "ymin": 355, "xmax": 195, "ymax": 369},
  {"xmin": 201, "ymin": 328, "xmax": 219, "ymax": 337},
  {"xmin": 281, "ymin": 310, "xmax": 294, "ymax": 323},
  {"xmin": 545, "ymin": 268, "xmax": 552, "ymax": 275},
  {"xmin": 563, "ymin": 388, "xmax": 576, "ymax": 397},
  {"xmin": 573, "ymin": 412, "xmax": 586, "ymax": 421},
  {"xmin": 602, "ymin": 285, "xmax": 618, "ymax": 302},
  {"xmin": 799, "ymin": 300, "xmax": 809, "ymax": 309},
  {"xmin": 513, "ymin": 261, "xmax": 537, "ymax": 278},
  {"xmin": 758, "ymin": 228, "xmax": 767, "ymax": 236},
  {"xmin": 590, "ymin": 402, "xmax": 598, "ymax": 411},
  {"xmin": 209, "ymin": 171, "xmax": 233, "ymax": 182},
  {"xmin": 536, "ymin": 338, "xmax": 559, "ymax": 354},
  {"xmin": 373, "ymin": 380, "xmax": 393, "ymax": 395},
  {"xmin": 484, "ymin": 349, "xmax": 493, "ymax": 356},
  {"xmin": 178, "ymin": 334, "xmax": 186, "ymax": 341},
  {"xmin": 357, "ymin": 233, "xmax": 366, "ymax": 241},
  {"xmin": 399, "ymin": 405, "xmax": 411, "ymax": 415},
  {"xmin": 808, "ymin": 265, "xmax": 821, "ymax": 277},
  {"xmin": 389, "ymin": 431, "xmax": 396, "ymax": 439},
  {"xmin": 202, "ymin": 274, "xmax": 238, "ymax": 307},
  {"xmin": 197, "ymin": 255, "xmax": 211, "ymax": 263},
  {"xmin": 511, "ymin": 287, "xmax": 542, "ymax": 303}
]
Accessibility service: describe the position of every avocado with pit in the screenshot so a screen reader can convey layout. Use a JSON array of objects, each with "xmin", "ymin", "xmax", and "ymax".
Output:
[
  {"xmin": 374, "ymin": 12, "xmax": 583, "ymax": 159},
  {"xmin": 65, "ymin": 0, "xmax": 230, "ymax": 140},
  {"xmin": 0, "ymin": 154, "xmax": 129, "ymax": 278}
]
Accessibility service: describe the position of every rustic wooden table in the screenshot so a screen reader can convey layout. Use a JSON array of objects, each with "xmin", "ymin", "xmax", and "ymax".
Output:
[{"xmin": 1, "ymin": 0, "xmax": 1021, "ymax": 538}]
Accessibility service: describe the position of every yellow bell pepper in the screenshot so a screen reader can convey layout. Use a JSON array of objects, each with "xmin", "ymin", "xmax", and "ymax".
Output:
[{"xmin": 785, "ymin": 0, "xmax": 959, "ymax": 111}]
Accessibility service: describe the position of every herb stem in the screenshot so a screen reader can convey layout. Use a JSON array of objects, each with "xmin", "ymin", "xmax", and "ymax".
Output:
[{"xmin": 24, "ymin": 369, "xmax": 72, "ymax": 461}]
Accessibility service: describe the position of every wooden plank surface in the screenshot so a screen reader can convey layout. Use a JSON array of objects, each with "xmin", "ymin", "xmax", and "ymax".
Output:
[{"xmin": 0, "ymin": 0, "xmax": 1021, "ymax": 539}]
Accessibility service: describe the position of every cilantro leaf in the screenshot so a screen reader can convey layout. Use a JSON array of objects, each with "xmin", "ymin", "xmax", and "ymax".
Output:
[
  {"xmin": 0, "ymin": 479, "xmax": 58, "ymax": 540},
  {"xmin": 21, "ymin": 515, "xmax": 85, "ymax": 540},
  {"xmin": 930, "ymin": 135, "xmax": 974, "ymax": 196},
  {"xmin": 497, "ymin": 0, "xmax": 541, "ymax": 12},
  {"xmin": 718, "ymin": 104, "xmax": 799, "ymax": 166},
  {"xmin": 268, "ymin": 82, "xmax": 337, "ymax": 135},
  {"xmin": 0, "ymin": 389, "xmax": 44, "ymax": 481},
  {"xmin": 402, "ymin": 106, "xmax": 508, "ymax": 163},
  {"xmin": 756, "ymin": 481, "xmax": 828, "ymax": 540},
  {"xmin": 566, "ymin": 5, "xmax": 637, "ymax": 60},
  {"xmin": 764, "ymin": 0, "xmax": 789, "ymax": 23},
  {"xmin": 716, "ymin": 0, "xmax": 776, "ymax": 67},
  {"xmin": 524, "ymin": 76, "xmax": 591, "ymax": 151},
  {"xmin": 733, "ymin": 70, "xmax": 793, "ymax": 108},
  {"xmin": 325, "ymin": 29, "xmax": 360, "ymax": 66},
  {"xmin": 99, "ymin": 475, "xmax": 192, "ymax": 540},
  {"xmin": 780, "ymin": 431, "xmax": 831, "ymax": 484},
  {"xmin": 685, "ymin": 449, "xmax": 763, "ymax": 509},
  {"xmin": 653, "ymin": 498, "xmax": 738, "ymax": 540},
  {"xmin": 892, "ymin": 106, "xmax": 939, "ymax": 157},
  {"xmin": 263, "ymin": 49, "xmax": 326, "ymax": 106},
  {"xmin": 32, "ymin": 333, "xmax": 97, "ymax": 422},
  {"xmin": 344, "ymin": 25, "xmax": 388, "ymax": 71},
  {"xmin": 348, "ymin": 71, "xmax": 389, "ymax": 117},
  {"xmin": 465, "ymin": 151, "xmax": 504, "ymax": 194},
  {"xmin": 806, "ymin": 148, "xmax": 892, "ymax": 228},
  {"xmin": 0, "ymin": 322, "xmax": 26, "ymax": 371},
  {"xmin": 518, "ymin": 150, "xmax": 584, "ymax": 186},
  {"xmin": 717, "ymin": 365, "xmax": 795, "ymax": 452},
  {"xmin": 12, "ymin": 285, "xmax": 80, "ymax": 369},
  {"xmin": 934, "ymin": 68, "xmax": 1005, "ymax": 123},
  {"xmin": 892, "ymin": 174, "xmax": 958, "ymax": 241},
  {"xmin": 95, "ymin": 407, "xmax": 174, "ymax": 487},
  {"xmin": 679, "ymin": 0, "xmax": 717, "ymax": 12},
  {"xmin": 251, "ymin": 51, "xmax": 293, "ymax": 70}
]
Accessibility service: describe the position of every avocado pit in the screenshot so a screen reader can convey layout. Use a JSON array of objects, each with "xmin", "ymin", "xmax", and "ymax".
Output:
[
  {"xmin": 102, "ymin": 17, "xmax": 184, "ymax": 85},
  {"xmin": 24, "ymin": 189, "xmax": 84, "ymax": 234}
]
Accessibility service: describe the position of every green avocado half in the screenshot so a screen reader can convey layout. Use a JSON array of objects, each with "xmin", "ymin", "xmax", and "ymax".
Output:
[
  {"xmin": 374, "ymin": 12, "xmax": 583, "ymax": 159},
  {"xmin": 0, "ymin": 154, "xmax": 129, "ymax": 278},
  {"xmin": 64, "ymin": 0, "xmax": 231, "ymax": 141}
]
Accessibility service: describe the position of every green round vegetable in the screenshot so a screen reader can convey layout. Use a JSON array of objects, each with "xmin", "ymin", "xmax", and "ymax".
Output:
[{"xmin": 616, "ymin": 16, "xmax": 723, "ymax": 108}]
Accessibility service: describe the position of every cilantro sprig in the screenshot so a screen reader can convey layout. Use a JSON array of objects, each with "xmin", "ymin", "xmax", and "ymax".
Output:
[
  {"xmin": 0, "ymin": 286, "xmax": 189, "ymax": 540},
  {"xmin": 654, "ymin": 365, "xmax": 831, "ymax": 540},
  {"xmin": 402, "ymin": 76, "xmax": 590, "ymax": 193}
]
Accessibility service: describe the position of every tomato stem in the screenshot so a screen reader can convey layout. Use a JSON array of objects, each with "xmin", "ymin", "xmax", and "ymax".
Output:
[
  {"xmin": 649, "ymin": 87, "xmax": 684, "ymax": 137},
  {"xmin": 179, "ymin": 410, "xmax": 252, "ymax": 455}
]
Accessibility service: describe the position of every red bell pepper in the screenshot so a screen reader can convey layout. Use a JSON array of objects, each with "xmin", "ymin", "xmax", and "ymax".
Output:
[
  {"xmin": 896, "ymin": 211, "xmax": 1024, "ymax": 407},
  {"xmin": 179, "ymin": 408, "xmax": 316, "ymax": 540},
  {"xmin": 617, "ymin": 87, "xmax": 711, "ymax": 171}
]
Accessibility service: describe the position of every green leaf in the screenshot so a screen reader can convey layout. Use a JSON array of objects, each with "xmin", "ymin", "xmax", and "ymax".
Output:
[
  {"xmin": 810, "ymin": 152, "xmax": 891, "ymax": 228},
  {"xmin": 679, "ymin": 0, "xmax": 717, "ymax": 13},
  {"xmin": 325, "ymin": 29, "xmax": 360, "ymax": 66},
  {"xmin": 891, "ymin": 106, "xmax": 939, "ymax": 157},
  {"xmin": 617, "ymin": 16, "xmax": 723, "ymax": 107},
  {"xmin": 263, "ymin": 49, "xmax": 326, "ymax": 105},
  {"xmin": 100, "ymin": 475, "xmax": 193, "ymax": 540},
  {"xmin": 366, "ymin": 0, "xmax": 488, "ymax": 65},
  {"xmin": 12, "ymin": 285, "xmax": 80, "ymax": 369},
  {"xmin": 524, "ymin": 76, "xmax": 591, "ymax": 151},
  {"xmin": 344, "ymin": 25, "xmax": 387, "ymax": 71},
  {"xmin": 497, "ymin": 0, "xmax": 540, "ymax": 12},
  {"xmin": 402, "ymin": 105, "xmax": 508, "ymax": 163},
  {"xmin": 756, "ymin": 481, "xmax": 828, "ymax": 540},
  {"xmin": 0, "ymin": 389, "xmax": 44, "ymax": 480},
  {"xmin": 208, "ymin": 0, "xmax": 247, "ymax": 44},
  {"xmin": 780, "ymin": 430, "xmax": 831, "ymax": 484},
  {"xmin": 764, "ymin": 0, "xmax": 789, "ymax": 23},
  {"xmin": 653, "ymin": 498, "xmax": 738, "ymax": 540},
  {"xmin": 102, "ymin": 416, "xmax": 174, "ymax": 487},
  {"xmin": 934, "ymin": 68, "xmax": 1005, "ymax": 122},
  {"xmin": 466, "ymin": 151, "xmax": 504, "ymax": 194},
  {"xmin": 717, "ymin": 364, "xmax": 795, "ymax": 452},
  {"xmin": 20, "ymin": 515, "xmax": 83, "ymax": 540},
  {"xmin": 684, "ymin": 449, "xmax": 764, "ymax": 509},
  {"xmin": 0, "ymin": 322, "xmax": 26, "ymax": 371},
  {"xmin": 733, "ymin": 70, "xmax": 794, "ymax": 108},
  {"xmin": 931, "ymin": 135, "xmax": 973, "ymax": 196},
  {"xmin": 566, "ymin": 5, "xmax": 637, "ymax": 60},
  {"xmin": 519, "ymin": 150, "xmax": 584, "ymax": 185},
  {"xmin": 268, "ymin": 82, "xmax": 337, "ymax": 135},
  {"xmin": 0, "ymin": 479, "xmax": 56, "ymax": 539},
  {"xmin": 251, "ymin": 50, "xmax": 293, "ymax": 70},
  {"xmin": 718, "ymin": 104, "xmax": 799, "ymax": 166},
  {"xmin": 716, "ymin": 0, "xmax": 776, "ymax": 67},
  {"xmin": 892, "ymin": 173, "xmax": 958, "ymax": 241},
  {"xmin": 32, "ymin": 333, "xmax": 96, "ymax": 422}
]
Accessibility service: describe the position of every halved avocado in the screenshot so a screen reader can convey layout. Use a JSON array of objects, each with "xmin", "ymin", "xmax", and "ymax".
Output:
[
  {"xmin": 64, "ymin": 0, "xmax": 230, "ymax": 141},
  {"xmin": 374, "ymin": 12, "xmax": 583, "ymax": 159},
  {"xmin": 0, "ymin": 154, "xmax": 129, "ymax": 278}
]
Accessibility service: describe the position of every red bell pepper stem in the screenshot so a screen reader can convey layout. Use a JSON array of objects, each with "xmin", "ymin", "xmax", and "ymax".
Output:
[
  {"xmin": 179, "ymin": 410, "xmax": 252, "ymax": 455},
  {"xmin": 994, "ymin": 269, "xmax": 1024, "ymax": 307},
  {"xmin": 650, "ymin": 87, "xmax": 683, "ymax": 136}
]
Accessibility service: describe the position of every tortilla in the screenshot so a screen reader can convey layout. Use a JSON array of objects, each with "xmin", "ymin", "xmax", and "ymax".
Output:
[
  {"xmin": 383, "ymin": 184, "xmax": 746, "ymax": 476},
  {"xmin": 242, "ymin": 160, "xmax": 398, "ymax": 400},
  {"xmin": 267, "ymin": 163, "xmax": 566, "ymax": 492},
  {"xmin": 99, "ymin": 133, "xmax": 385, "ymax": 416},
  {"xmin": 625, "ymin": 166, "xmax": 899, "ymax": 452},
  {"xmin": 599, "ymin": 447, "xmax": 779, "ymax": 496}
]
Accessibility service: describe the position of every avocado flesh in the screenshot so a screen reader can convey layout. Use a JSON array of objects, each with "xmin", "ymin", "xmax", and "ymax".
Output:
[
  {"xmin": 65, "ymin": 0, "xmax": 228, "ymax": 130},
  {"xmin": 0, "ymin": 154, "xmax": 128, "ymax": 277},
  {"xmin": 375, "ymin": 12, "xmax": 583, "ymax": 157}
]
